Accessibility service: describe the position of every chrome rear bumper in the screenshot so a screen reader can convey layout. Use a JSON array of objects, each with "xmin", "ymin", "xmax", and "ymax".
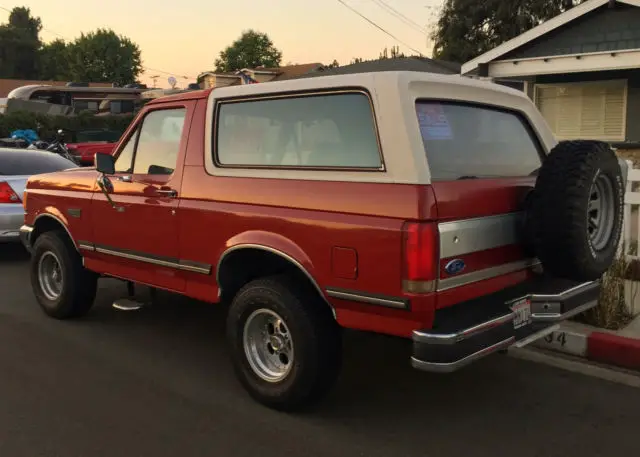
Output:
[{"xmin": 411, "ymin": 278, "xmax": 600, "ymax": 373}]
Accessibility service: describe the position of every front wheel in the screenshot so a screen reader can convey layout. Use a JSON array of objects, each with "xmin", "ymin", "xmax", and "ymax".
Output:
[
  {"xmin": 30, "ymin": 230, "xmax": 98, "ymax": 319},
  {"xmin": 226, "ymin": 276, "xmax": 342, "ymax": 412}
]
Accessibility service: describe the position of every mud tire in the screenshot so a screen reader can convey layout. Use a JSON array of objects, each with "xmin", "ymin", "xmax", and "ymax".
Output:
[{"xmin": 530, "ymin": 140, "xmax": 624, "ymax": 281}]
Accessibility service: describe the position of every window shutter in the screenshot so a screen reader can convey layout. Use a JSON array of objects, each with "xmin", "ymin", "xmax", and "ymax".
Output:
[{"xmin": 535, "ymin": 80, "xmax": 626, "ymax": 141}]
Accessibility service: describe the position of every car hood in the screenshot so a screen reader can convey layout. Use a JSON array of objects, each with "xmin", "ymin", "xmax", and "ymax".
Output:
[{"xmin": 26, "ymin": 167, "xmax": 98, "ymax": 193}]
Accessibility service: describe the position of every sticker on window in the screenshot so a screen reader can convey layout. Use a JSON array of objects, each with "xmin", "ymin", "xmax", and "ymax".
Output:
[{"xmin": 416, "ymin": 103, "xmax": 452, "ymax": 140}]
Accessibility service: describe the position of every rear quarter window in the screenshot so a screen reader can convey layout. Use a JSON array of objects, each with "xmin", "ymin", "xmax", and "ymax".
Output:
[
  {"xmin": 415, "ymin": 101, "xmax": 543, "ymax": 181},
  {"xmin": 215, "ymin": 91, "xmax": 382, "ymax": 169}
]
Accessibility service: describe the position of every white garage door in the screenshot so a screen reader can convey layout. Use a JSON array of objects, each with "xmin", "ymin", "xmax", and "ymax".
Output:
[{"xmin": 535, "ymin": 80, "xmax": 627, "ymax": 141}]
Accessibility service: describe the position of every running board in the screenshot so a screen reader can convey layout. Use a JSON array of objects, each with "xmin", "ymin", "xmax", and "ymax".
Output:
[{"xmin": 112, "ymin": 298, "xmax": 145, "ymax": 311}]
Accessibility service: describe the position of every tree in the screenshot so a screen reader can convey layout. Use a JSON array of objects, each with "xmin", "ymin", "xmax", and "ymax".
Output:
[
  {"xmin": 214, "ymin": 30, "xmax": 282, "ymax": 72},
  {"xmin": 432, "ymin": 0, "xmax": 588, "ymax": 63},
  {"xmin": 65, "ymin": 28, "xmax": 143, "ymax": 85},
  {"xmin": 379, "ymin": 45, "xmax": 406, "ymax": 59},
  {"xmin": 39, "ymin": 39, "xmax": 70, "ymax": 80},
  {"xmin": 0, "ymin": 7, "xmax": 42, "ymax": 79}
]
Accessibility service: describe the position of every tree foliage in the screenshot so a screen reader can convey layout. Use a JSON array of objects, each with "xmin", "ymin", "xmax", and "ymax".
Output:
[
  {"xmin": 0, "ymin": 7, "xmax": 42, "ymax": 79},
  {"xmin": 214, "ymin": 30, "xmax": 282, "ymax": 72},
  {"xmin": 0, "ymin": 7, "xmax": 143, "ymax": 84},
  {"xmin": 65, "ymin": 29, "xmax": 143, "ymax": 85},
  {"xmin": 432, "ymin": 0, "xmax": 588, "ymax": 63},
  {"xmin": 39, "ymin": 39, "xmax": 69, "ymax": 80}
]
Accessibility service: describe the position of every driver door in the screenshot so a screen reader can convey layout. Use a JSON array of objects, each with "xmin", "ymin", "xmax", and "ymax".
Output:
[{"xmin": 90, "ymin": 103, "xmax": 193, "ymax": 291}]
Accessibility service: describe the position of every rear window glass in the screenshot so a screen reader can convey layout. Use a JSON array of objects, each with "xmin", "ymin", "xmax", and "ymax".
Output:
[
  {"xmin": 415, "ymin": 101, "xmax": 542, "ymax": 181},
  {"xmin": 0, "ymin": 150, "xmax": 78, "ymax": 175}
]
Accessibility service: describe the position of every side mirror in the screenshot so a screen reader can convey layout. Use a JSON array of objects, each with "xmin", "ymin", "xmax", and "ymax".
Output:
[{"xmin": 95, "ymin": 152, "xmax": 115, "ymax": 175}]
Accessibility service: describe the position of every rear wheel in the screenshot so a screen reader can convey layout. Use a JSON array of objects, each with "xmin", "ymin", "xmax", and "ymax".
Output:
[
  {"xmin": 530, "ymin": 140, "xmax": 624, "ymax": 281},
  {"xmin": 30, "ymin": 230, "xmax": 98, "ymax": 319},
  {"xmin": 226, "ymin": 275, "xmax": 341, "ymax": 411}
]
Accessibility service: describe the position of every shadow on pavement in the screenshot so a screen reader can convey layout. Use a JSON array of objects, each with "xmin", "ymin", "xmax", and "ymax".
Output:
[{"xmin": 0, "ymin": 243, "xmax": 30, "ymax": 263}]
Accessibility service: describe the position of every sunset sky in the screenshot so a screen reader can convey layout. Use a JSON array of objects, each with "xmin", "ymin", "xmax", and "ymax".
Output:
[{"xmin": 1, "ymin": 0, "xmax": 442, "ymax": 87}]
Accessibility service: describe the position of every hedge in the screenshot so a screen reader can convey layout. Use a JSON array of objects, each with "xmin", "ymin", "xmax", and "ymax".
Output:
[{"xmin": 0, "ymin": 111, "xmax": 134, "ymax": 143}]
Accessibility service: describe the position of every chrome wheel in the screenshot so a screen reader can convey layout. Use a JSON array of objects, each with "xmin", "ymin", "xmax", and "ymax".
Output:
[
  {"xmin": 243, "ymin": 309, "xmax": 294, "ymax": 383},
  {"xmin": 38, "ymin": 251, "xmax": 64, "ymax": 301},
  {"xmin": 588, "ymin": 172, "xmax": 616, "ymax": 251}
]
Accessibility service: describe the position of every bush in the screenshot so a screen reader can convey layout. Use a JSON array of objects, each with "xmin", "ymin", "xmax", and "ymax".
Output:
[
  {"xmin": 0, "ymin": 111, "xmax": 134, "ymax": 142},
  {"xmin": 576, "ymin": 251, "xmax": 634, "ymax": 330}
]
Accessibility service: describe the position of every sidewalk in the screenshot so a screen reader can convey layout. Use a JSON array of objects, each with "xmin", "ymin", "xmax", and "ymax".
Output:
[{"xmin": 532, "ymin": 315, "xmax": 640, "ymax": 371}]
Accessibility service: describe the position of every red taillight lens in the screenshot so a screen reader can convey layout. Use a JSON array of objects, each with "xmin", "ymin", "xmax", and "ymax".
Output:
[
  {"xmin": 0, "ymin": 181, "xmax": 21, "ymax": 204},
  {"xmin": 403, "ymin": 222, "xmax": 438, "ymax": 293}
]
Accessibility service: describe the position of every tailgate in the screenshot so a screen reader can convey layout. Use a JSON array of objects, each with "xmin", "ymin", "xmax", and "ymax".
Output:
[{"xmin": 415, "ymin": 100, "xmax": 544, "ymax": 307}]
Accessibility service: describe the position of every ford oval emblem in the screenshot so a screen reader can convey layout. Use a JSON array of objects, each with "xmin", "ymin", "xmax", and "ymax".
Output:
[{"xmin": 445, "ymin": 259, "xmax": 466, "ymax": 275}]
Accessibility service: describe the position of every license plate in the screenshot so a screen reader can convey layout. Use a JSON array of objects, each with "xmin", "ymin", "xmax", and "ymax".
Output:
[{"xmin": 510, "ymin": 298, "xmax": 532, "ymax": 329}]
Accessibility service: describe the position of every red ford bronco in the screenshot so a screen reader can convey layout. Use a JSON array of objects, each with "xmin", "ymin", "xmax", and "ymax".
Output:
[{"xmin": 19, "ymin": 71, "xmax": 625, "ymax": 411}]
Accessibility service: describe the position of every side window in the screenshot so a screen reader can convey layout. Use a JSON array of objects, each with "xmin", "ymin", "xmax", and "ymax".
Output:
[
  {"xmin": 114, "ymin": 129, "xmax": 138, "ymax": 173},
  {"xmin": 215, "ymin": 92, "xmax": 382, "ymax": 169},
  {"xmin": 132, "ymin": 108, "xmax": 186, "ymax": 175}
]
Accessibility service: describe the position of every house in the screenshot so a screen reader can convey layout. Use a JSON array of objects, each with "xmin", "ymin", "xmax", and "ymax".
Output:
[
  {"xmin": 300, "ymin": 56, "xmax": 461, "ymax": 77},
  {"xmin": 197, "ymin": 63, "xmax": 324, "ymax": 89},
  {"xmin": 461, "ymin": 0, "xmax": 640, "ymax": 148}
]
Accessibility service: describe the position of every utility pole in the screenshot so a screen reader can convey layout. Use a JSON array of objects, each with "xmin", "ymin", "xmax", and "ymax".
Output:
[{"xmin": 150, "ymin": 75, "xmax": 159, "ymax": 88}]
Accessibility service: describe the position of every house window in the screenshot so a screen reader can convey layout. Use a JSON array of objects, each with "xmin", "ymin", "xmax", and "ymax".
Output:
[{"xmin": 535, "ymin": 80, "xmax": 627, "ymax": 141}]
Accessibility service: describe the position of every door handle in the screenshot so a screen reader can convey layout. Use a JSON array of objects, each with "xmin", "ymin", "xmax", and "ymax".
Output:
[
  {"xmin": 156, "ymin": 188, "xmax": 178, "ymax": 198},
  {"xmin": 117, "ymin": 175, "xmax": 132, "ymax": 182}
]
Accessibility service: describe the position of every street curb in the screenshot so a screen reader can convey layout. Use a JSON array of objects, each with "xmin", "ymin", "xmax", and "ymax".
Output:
[{"xmin": 531, "ymin": 327, "xmax": 640, "ymax": 371}]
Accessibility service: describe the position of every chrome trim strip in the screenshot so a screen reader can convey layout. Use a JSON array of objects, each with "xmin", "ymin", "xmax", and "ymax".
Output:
[
  {"xmin": 94, "ymin": 245, "xmax": 212, "ymax": 275},
  {"xmin": 411, "ymin": 337, "xmax": 515, "ymax": 373},
  {"xmin": 412, "ymin": 312, "xmax": 515, "ymax": 345},
  {"xmin": 77, "ymin": 241, "xmax": 95, "ymax": 251},
  {"xmin": 216, "ymin": 244, "xmax": 327, "ymax": 302},
  {"xmin": 531, "ymin": 299, "xmax": 598, "ymax": 323},
  {"xmin": 437, "ymin": 258, "xmax": 539, "ymax": 291},
  {"xmin": 178, "ymin": 260, "xmax": 212, "ymax": 275},
  {"xmin": 438, "ymin": 212, "xmax": 522, "ymax": 259},
  {"xmin": 326, "ymin": 288, "xmax": 409, "ymax": 310},
  {"xmin": 530, "ymin": 281, "xmax": 596, "ymax": 299}
]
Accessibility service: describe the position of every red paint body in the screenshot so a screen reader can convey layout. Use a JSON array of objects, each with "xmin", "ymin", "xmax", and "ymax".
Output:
[{"xmin": 23, "ymin": 90, "xmax": 535, "ymax": 339}]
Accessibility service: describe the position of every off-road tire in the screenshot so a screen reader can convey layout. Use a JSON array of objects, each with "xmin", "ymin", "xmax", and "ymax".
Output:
[
  {"xmin": 30, "ymin": 230, "xmax": 98, "ymax": 319},
  {"xmin": 226, "ymin": 275, "xmax": 342, "ymax": 412},
  {"xmin": 531, "ymin": 140, "xmax": 624, "ymax": 281}
]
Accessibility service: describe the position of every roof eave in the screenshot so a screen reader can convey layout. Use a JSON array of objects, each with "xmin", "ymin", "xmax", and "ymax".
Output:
[{"xmin": 461, "ymin": 0, "xmax": 640, "ymax": 74}]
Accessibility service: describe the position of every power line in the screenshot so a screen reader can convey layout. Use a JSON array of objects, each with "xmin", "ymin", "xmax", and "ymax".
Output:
[
  {"xmin": 370, "ymin": 0, "xmax": 427, "ymax": 34},
  {"xmin": 0, "ymin": 5, "xmax": 196, "ymax": 80},
  {"xmin": 335, "ymin": 0, "xmax": 424, "ymax": 56}
]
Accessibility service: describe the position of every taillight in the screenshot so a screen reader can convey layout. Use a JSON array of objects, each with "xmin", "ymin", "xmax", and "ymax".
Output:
[
  {"xmin": 403, "ymin": 222, "xmax": 438, "ymax": 293},
  {"xmin": 0, "ymin": 181, "xmax": 21, "ymax": 204}
]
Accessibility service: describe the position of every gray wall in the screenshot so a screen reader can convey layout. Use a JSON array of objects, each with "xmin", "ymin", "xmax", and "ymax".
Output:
[{"xmin": 504, "ymin": 4, "xmax": 640, "ymax": 60}]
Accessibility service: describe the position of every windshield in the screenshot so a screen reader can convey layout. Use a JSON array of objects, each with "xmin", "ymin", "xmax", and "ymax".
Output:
[{"xmin": 416, "ymin": 101, "xmax": 543, "ymax": 181}]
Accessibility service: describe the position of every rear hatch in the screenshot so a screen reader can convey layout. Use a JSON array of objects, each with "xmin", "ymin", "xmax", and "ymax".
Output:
[{"xmin": 415, "ymin": 100, "xmax": 544, "ymax": 308}]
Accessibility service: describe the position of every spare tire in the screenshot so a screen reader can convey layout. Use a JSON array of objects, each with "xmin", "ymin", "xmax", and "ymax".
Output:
[{"xmin": 530, "ymin": 140, "xmax": 624, "ymax": 281}]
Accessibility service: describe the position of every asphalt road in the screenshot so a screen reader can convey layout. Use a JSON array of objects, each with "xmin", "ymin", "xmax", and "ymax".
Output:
[{"xmin": 1, "ymin": 244, "xmax": 640, "ymax": 457}]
